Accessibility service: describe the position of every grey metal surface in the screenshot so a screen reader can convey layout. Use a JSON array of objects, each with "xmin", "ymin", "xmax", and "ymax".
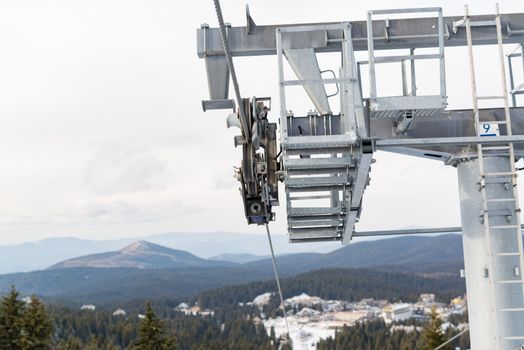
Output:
[
  {"xmin": 376, "ymin": 135, "xmax": 524, "ymax": 147},
  {"xmin": 368, "ymin": 96, "xmax": 444, "ymax": 119},
  {"xmin": 201, "ymin": 99, "xmax": 235, "ymax": 111},
  {"xmin": 274, "ymin": 23, "xmax": 370, "ymax": 243},
  {"xmin": 457, "ymin": 158, "xmax": 524, "ymax": 350},
  {"xmin": 356, "ymin": 226, "xmax": 462, "ymax": 236},
  {"xmin": 285, "ymin": 107, "xmax": 524, "ymax": 159},
  {"xmin": 508, "ymin": 44, "xmax": 524, "ymax": 107},
  {"xmin": 460, "ymin": 7, "xmax": 524, "ymax": 347},
  {"xmin": 283, "ymin": 48, "xmax": 331, "ymax": 114},
  {"xmin": 197, "ymin": 13, "xmax": 524, "ymax": 58},
  {"xmin": 204, "ymin": 55, "xmax": 229, "ymax": 100}
]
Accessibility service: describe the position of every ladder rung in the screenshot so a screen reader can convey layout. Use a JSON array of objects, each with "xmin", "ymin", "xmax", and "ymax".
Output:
[
  {"xmin": 477, "ymin": 95, "xmax": 505, "ymax": 100},
  {"xmin": 483, "ymin": 208, "xmax": 513, "ymax": 217},
  {"xmin": 288, "ymin": 194, "xmax": 333, "ymax": 200},
  {"xmin": 286, "ymin": 176, "xmax": 349, "ymax": 189},
  {"xmin": 285, "ymin": 157, "xmax": 353, "ymax": 170},
  {"xmin": 289, "ymin": 235, "xmax": 341, "ymax": 243},
  {"xmin": 487, "ymin": 198, "xmax": 516, "ymax": 202},
  {"xmin": 503, "ymin": 336, "xmax": 524, "ymax": 340},
  {"xmin": 478, "ymin": 120, "xmax": 507, "ymax": 124},
  {"xmin": 496, "ymin": 279, "xmax": 524, "ymax": 284},
  {"xmin": 289, "ymin": 226, "xmax": 341, "ymax": 235},
  {"xmin": 489, "ymin": 224, "xmax": 519, "ymax": 229},
  {"xmin": 289, "ymin": 219, "xmax": 343, "ymax": 227},
  {"xmin": 484, "ymin": 172, "xmax": 516, "ymax": 177},
  {"xmin": 482, "ymin": 146, "xmax": 510, "ymax": 150},
  {"xmin": 500, "ymin": 308, "xmax": 524, "ymax": 312},
  {"xmin": 484, "ymin": 179, "xmax": 515, "ymax": 186},
  {"xmin": 285, "ymin": 135, "xmax": 353, "ymax": 152},
  {"xmin": 479, "ymin": 175, "xmax": 515, "ymax": 185},
  {"xmin": 468, "ymin": 20, "xmax": 496, "ymax": 27},
  {"xmin": 495, "ymin": 252, "xmax": 521, "ymax": 257},
  {"xmin": 373, "ymin": 53, "xmax": 440, "ymax": 63},
  {"xmin": 285, "ymin": 157, "xmax": 353, "ymax": 175},
  {"xmin": 288, "ymin": 207, "xmax": 343, "ymax": 217}
]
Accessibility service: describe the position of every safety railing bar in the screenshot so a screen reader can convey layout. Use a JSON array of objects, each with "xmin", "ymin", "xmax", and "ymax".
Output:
[
  {"xmin": 282, "ymin": 77, "xmax": 355, "ymax": 87},
  {"xmin": 373, "ymin": 53, "xmax": 440, "ymax": 63},
  {"xmin": 370, "ymin": 7, "xmax": 442, "ymax": 15}
]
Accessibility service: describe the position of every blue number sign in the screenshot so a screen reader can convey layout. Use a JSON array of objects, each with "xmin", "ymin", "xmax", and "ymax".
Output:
[{"xmin": 479, "ymin": 123, "xmax": 499, "ymax": 137}]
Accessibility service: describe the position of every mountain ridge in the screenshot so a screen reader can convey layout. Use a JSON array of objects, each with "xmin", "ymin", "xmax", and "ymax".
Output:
[
  {"xmin": 0, "ymin": 232, "xmax": 335, "ymax": 273},
  {"xmin": 49, "ymin": 240, "xmax": 234, "ymax": 269},
  {"xmin": 210, "ymin": 253, "xmax": 267, "ymax": 264},
  {"xmin": 0, "ymin": 234, "xmax": 469, "ymax": 306},
  {"xmin": 242, "ymin": 234, "xmax": 467, "ymax": 276}
]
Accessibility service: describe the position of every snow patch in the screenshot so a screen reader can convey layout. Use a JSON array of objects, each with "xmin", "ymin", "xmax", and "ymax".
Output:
[{"xmin": 252, "ymin": 292, "xmax": 273, "ymax": 307}]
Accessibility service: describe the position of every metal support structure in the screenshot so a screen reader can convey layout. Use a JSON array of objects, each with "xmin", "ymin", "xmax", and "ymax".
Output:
[
  {"xmin": 197, "ymin": 13, "xmax": 524, "ymax": 57},
  {"xmin": 276, "ymin": 23, "xmax": 371, "ymax": 243},
  {"xmin": 457, "ymin": 158, "xmax": 524, "ymax": 350},
  {"xmin": 508, "ymin": 43, "xmax": 524, "ymax": 107},
  {"xmin": 461, "ymin": 5, "xmax": 524, "ymax": 348},
  {"xmin": 198, "ymin": 10, "xmax": 524, "ymax": 102},
  {"xmin": 198, "ymin": 6, "xmax": 524, "ymax": 346},
  {"xmin": 291, "ymin": 226, "xmax": 462, "ymax": 243}
]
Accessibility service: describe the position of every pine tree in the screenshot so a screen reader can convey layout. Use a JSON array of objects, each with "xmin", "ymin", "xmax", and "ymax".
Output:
[
  {"xmin": 0, "ymin": 286, "xmax": 25, "ymax": 350},
  {"xmin": 59, "ymin": 337, "xmax": 83, "ymax": 350},
  {"xmin": 269, "ymin": 325, "xmax": 276, "ymax": 343},
  {"xmin": 20, "ymin": 295, "xmax": 54, "ymax": 350},
  {"xmin": 131, "ymin": 302, "xmax": 177, "ymax": 350},
  {"xmin": 422, "ymin": 305, "xmax": 447, "ymax": 350}
]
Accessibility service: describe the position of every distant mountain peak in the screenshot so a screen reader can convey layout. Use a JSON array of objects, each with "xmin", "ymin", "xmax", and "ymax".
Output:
[
  {"xmin": 49, "ymin": 241, "xmax": 235, "ymax": 270},
  {"xmin": 120, "ymin": 240, "xmax": 158, "ymax": 254}
]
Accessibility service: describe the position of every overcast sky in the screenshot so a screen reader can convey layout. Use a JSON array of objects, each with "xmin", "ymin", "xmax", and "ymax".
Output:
[{"xmin": 0, "ymin": 0, "xmax": 523, "ymax": 246}]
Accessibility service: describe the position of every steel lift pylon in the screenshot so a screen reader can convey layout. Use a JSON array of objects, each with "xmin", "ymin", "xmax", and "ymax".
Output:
[
  {"xmin": 198, "ymin": 4, "xmax": 524, "ymax": 349},
  {"xmin": 455, "ymin": 5, "xmax": 524, "ymax": 348}
]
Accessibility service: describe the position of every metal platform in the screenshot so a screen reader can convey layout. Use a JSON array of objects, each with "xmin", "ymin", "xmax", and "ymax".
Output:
[{"xmin": 366, "ymin": 8, "xmax": 447, "ymax": 119}]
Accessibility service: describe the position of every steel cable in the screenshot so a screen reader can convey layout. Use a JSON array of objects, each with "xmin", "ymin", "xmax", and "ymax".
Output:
[
  {"xmin": 212, "ymin": 0, "xmax": 251, "ymax": 140},
  {"xmin": 265, "ymin": 223, "xmax": 291, "ymax": 342}
]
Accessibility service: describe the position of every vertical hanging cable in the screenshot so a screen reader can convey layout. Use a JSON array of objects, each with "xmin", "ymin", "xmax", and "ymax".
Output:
[
  {"xmin": 265, "ymin": 223, "xmax": 291, "ymax": 340},
  {"xmin": 212, "ymin": 0, "xmax": 251, "ymax": 140},
  {"xmin": 212, "ymin": 0, "xmax": 288, "ymax": 341}
]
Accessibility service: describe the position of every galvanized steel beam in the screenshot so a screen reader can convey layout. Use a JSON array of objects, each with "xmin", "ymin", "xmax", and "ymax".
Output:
[{"xmin": 197, "ymin": 13, "xmax": 524, "ymax": 58}]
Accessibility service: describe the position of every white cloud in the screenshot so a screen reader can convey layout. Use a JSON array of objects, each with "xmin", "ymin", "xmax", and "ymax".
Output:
[
  {"xmin": 1, "ymin": 0, "xmax": 524, "ymax": 244},
  {"xmin": 210, "ymin": 168, "xmax": 239, "ymax": 190},
  {"xmin": 85, "ymin": 143, "xmax": 167, "ymax": 195},
  {"xmin": 76, "ymin": 198, "xmax": 199, "ymax": 223}
]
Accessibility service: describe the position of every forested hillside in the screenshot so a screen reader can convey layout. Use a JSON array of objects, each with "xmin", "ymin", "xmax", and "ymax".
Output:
[
  {"xmin": 0, "ymin": 266, "xmax": 275, "ymax": 305},
  {"xmin": 197, "ymin": 268, "xmax": 465, "ymax": 310},
  {"xmin": 50, "ymin": 306, "xmax": 273, "ymax": 350},
  {"xmin": 244, "ymin": 234, "xmax": 468, "ymax": 277},
  {"xmin": 0, "ymin": 235, "xmax": 476, "ymax": 306},
  {"xmin": 317, "ymin": 318, "xmax": 470, "ymax": 350}
]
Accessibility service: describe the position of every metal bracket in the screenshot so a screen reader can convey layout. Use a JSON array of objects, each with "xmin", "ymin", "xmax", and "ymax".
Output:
[
  {"xmin": 246, "ymin": 5, "xmax": 256, "ymax": 35},
  {"xmin": 202, "ymin": 99, "xmax": 236, "ymax": 111}
]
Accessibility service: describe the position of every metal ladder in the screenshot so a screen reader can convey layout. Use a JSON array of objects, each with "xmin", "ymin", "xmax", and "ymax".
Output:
[{"xmin": 465, "ymin": 4, "xmax": 524, "ymax": 347}]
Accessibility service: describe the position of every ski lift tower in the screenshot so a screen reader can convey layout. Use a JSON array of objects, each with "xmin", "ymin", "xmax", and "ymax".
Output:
[{"xmin": 198, "ymin": 4, "xmax": 524, "ymax": 349}]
